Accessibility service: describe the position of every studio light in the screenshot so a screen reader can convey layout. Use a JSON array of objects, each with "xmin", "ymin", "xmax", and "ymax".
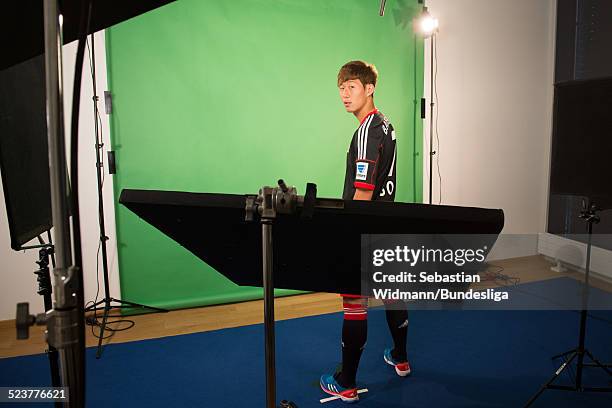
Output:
[{"xmin": 417, "ymin": 7, "xmax": 438, "ymax": 38}]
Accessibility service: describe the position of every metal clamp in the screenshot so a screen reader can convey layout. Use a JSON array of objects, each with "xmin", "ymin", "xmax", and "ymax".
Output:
[
  {"xmin": 46, "ymin": 308, "xmax": 80, "ymax": 349},
  {"xmin": 52, "ymin": 265, "xmax": 80, "ymax": 308}
]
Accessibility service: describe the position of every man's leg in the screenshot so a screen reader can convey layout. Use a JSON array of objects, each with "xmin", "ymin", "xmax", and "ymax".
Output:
[
  {"xmin": 384, "ymin": 300, "xmax": 408, "ymax": 361},
  {"xmin": 383, "ymin": 300, "xmax": 411, "ymax": 376},
  {"xmin": 337, "ymin": 295, "xmax": 368, "ymax": 388}
]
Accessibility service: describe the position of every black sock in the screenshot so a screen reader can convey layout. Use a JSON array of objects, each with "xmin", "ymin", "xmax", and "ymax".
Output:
[
  {"xmin": 385, "ymin": 304, "xmax": 408, "ymax": 362},
  {"xmin": 337, "ymin": 318, "xmax": 367, "ymax": 388}
]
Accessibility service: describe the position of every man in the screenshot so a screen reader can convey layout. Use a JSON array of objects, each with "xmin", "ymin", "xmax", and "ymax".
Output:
[{"xmin": 320, "ymin": 61, "xmax": 410, "ymax": 403}]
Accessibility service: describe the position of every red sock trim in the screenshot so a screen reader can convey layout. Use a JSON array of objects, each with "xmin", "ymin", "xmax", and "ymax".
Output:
[
  {"xmin": 344, "ymin": 313, "xmax": 367, "ymax": 321},
  {"xmin": 343, "ymin": 302, "xmax": 366, "ymax": 309}
]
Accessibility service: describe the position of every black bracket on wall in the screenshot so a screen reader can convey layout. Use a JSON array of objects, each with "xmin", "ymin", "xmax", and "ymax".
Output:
[
  {"xmin": 421, "ymin": 98, "xmax": 426, "ymax": 119},
  {"xmin": 107, "ymin": 151, "xmax": 116, "ymax": 175}
]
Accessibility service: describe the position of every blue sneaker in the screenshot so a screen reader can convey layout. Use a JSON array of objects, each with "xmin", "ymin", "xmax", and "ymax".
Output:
[
  {"xmin": 383, "ymin": 348, "xmax": 411, "ymax": 377},
  {"xmin": 319, "ymin": 373, "xmax": 359, "ymax": 403}
]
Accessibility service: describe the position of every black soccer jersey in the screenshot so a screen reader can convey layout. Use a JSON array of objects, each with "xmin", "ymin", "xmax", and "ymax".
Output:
[{"xmin": 342, "ymin": 109, "xmax": 396, "ymax": 201}]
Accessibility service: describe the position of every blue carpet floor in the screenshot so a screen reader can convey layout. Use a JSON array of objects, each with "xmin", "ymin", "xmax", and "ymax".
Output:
[{"xmin": 1, "ymin": 280, "xmax": 612, "ymax": 407}]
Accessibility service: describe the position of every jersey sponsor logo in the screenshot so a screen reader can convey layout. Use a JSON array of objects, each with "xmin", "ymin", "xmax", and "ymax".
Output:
[{"xmin": 356, "ymin": 162, "xmax": 369, "ymax": 180}]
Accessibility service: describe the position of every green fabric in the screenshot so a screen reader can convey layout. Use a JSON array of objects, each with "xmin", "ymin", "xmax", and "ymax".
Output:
[{"xmin": 106, "ymin": 0, "xmax": 424, "ymax": 310}]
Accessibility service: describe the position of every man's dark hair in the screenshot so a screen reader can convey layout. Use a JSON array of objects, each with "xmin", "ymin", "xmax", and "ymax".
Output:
[{"xmin": 337, "ymin": 60, "xmax": 378, "ymax": 88}]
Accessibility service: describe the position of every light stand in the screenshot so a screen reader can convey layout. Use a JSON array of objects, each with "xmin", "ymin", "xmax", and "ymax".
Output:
[
  {"xmin": 83, "ymin": 33, "xmax": 167, "ymax": 359},
  {"xmin": 245, "ymin": 179, "xmax": 316, "ymax": 408},
  {"xmin": 43, "ymin": 1, "xmax": 86, "ymax": 405},
  {"xmin": 379, "ymin": 0, "xmax": 387, "ymax": 16},
  {"xmin": 524, "ymin": 199, "xmax": 612, "ymax": 407},
  {"xmin": 415, "ymin": 6, "xmax": 438, "ymax": 204},
  {"xmin": 427, "ymin": 31, "xmax": 435, "ymax": 204}
]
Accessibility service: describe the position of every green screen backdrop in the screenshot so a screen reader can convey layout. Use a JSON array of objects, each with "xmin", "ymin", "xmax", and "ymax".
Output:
[{"xmin": 106, "ymin": 0, "xmax": 424, "ymax": 310}]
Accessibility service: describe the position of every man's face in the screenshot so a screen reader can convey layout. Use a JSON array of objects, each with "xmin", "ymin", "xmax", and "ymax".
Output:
[{"xmin": 338, "ymin": 79, "xmax": 373, "ymax": 113}]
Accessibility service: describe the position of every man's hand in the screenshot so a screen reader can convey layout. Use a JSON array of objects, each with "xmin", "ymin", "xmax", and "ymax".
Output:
[{"xmin": 353, "ymin": 188, "xmax": 374, "ymax": 201}]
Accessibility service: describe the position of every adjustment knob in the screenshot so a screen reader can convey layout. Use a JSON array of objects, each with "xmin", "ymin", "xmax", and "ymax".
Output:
[{"xmin": 16, "ymin": 303, "xmax": 35, "ymax": 340}]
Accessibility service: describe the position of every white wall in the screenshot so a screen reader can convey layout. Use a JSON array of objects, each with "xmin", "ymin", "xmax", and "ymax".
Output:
[
  {"xmin": 0, "ymin": 31, "xmax": 120, "ymax": 321},
  {"xmin": 423, "ymin": 0, "xmax": 556, "ymax": 235}
]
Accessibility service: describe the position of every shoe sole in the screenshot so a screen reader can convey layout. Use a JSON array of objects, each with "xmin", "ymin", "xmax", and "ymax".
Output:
[
  {"xmin": 319, "ymin": 382, "xmax": 359, "ymax": 403},
  {"xmin": 384, "ymin": 354, "xmax": 411, "ymax": 377}
]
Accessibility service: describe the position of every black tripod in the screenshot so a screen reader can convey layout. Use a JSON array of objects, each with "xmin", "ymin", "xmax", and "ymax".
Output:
[
  {"xmin": 83, "ymin": 33, "xmax": 166, "ymax": 359},
  {"xmin": 524, "ymin": 200, "xmax": 612, "ymax": 407},
  {"xmin": 245, "ymin": 180, "xmax": 310, "ymax": 408}
]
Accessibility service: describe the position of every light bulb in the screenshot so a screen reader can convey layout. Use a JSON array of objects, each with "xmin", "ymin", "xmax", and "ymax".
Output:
[
  {"xmin": 416, "ymin": 8, "xmax": 439, "ymax": 37},
  {"xmin": 421, "ymin": 16, "xmax": 438, "ymax": 35}
]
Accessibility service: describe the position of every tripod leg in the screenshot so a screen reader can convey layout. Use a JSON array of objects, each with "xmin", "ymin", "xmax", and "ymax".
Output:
[
  {"xmin": 584, "ymin": 350, "xmax": 612, "ymax": 376},
  {"xmin": 524, "ymin": 352, "xmax": 578, "ymax": 408},
  {"xmin": 84, "ymin": 298, "xmax": 106, "ymax": 312},
  {"xmin": 551, "ymin": 348, "xmax": 577, "ymax": 360},
  {"xmin": 95, "ymin": 306, "xmax": 110, "ymax": 359}
]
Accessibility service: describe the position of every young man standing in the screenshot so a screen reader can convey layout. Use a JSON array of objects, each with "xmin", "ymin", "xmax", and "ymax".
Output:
[{"xmin": 320, "ymin": 61, "xmax": 411, "ymax": 403}]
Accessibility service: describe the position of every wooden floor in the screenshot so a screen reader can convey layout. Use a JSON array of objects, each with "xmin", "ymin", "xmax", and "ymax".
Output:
[{"xmin": 1, "ymin": 255, "xmax": 610, "ymax": 359}]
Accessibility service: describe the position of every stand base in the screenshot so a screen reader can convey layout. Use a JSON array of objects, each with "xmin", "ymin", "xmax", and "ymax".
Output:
[
  {"xmin": 85, "ymin": 297, "xmax": 167, "ymax": 358},
  {"xmin": 524, "ymin": 348, "xmax": 612, "ymax": 407}
]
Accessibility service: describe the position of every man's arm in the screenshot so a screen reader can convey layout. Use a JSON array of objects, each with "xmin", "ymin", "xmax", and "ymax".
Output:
[{"xmin": 353, "ymin": 188, "xmax": 374, "ymax": 201}]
